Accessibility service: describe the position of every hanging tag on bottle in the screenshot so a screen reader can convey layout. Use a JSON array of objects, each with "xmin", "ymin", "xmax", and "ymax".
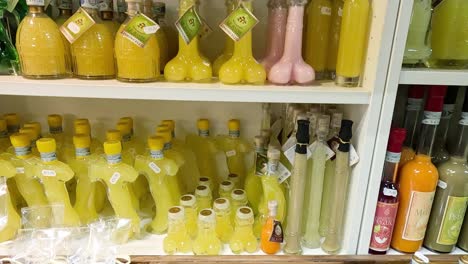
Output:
[
  {"xmin": 6, "ymin": 0, "xmax": 19, "ymax": 12},
  {"xmin": 269, "ymin": 220, "xmax": 284, "ymax": 243},
  {"xmin": 60, "ymin": 7, "xmax": 96, "ymax": 43},
  {"xmin": 283, "ymin": 145, "xmax": 295, "ymax": 164},
  {"xmin": 308, "ymin": 141, "xmax": 335, "ymax": 161},
  {"xmin": 198, "ymin": 18, "xmax": 213, "ymax": 40},
  {"xmin": 281, "ymin": 136, "xmax": 296, "ymax": 153},
  {"xmin": 349, "ymin": 144, "xmax": 359, "ymax": 166},
  {"xmin": 219, "ymin": 2, "xmax": 258, "ymax": 41},
  {"xmin": 277, "ymin": 162, "xmax": 291, "ymax": 184},
  {"xmin": 175, "ymin": 5, "xmax": 202, "ymax": 44},
  {"xmin": 121, "ymin": 14, "xmax": 160, "ymax": 47}
]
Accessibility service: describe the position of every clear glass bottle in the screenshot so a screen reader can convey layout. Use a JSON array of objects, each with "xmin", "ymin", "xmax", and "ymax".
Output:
[
  {"xmin": 261, "ymin": 200, "xmax": 282, "ymax": 254},
  {"xmin": 99, "ymin": 0, "xmax": 120, "ymax": 36},
  {"xmin": 179, "ymin": 194, "xmax": 198, "ymax": 239},
  {"xmin": 230, "ymin": 206, "xmax": 258, "ymax": 254},
  {"xmin": 163, "ymin": 206, "xmax": 192, "ymax": 254},
  {"xmin": 432, "ymin": 87, "xmax": 457, "ymax": 166},
  {"xmin": 402, "ymin": 0, "xmax": 432, "ymax": 66},
  {"xmin": 231, "ymin": 189, "xmax": 248, "ymax": 223},
  {"xmin": 260, "ymin": 0, "xmax": 287, "ymax": 74},
  {"xmin": 219, "ymin": 180, "xmax": 234, "ymax": 202},
  {"xmin": 213, "ymin": 197, "xmax": 233, "ymax": 243},
  {"xmin": 195, "ymin": 185, "xmax": 212, "ymax": 213},
  {"xmin": 193, "ymin": 209, "xmax": 222, "ymax": 255}
]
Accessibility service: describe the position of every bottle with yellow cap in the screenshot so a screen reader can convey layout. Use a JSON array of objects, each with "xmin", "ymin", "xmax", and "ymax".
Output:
[
  {"xmin": 134, "ymin": 135, "xmax": 179, "ymax": 234},
  {"xmin": 25, "ymin": 138, "xmax": 80, "ymax": 227},
  {"xmin": 67, "ymin": 134, "xmax": 100, "ymax": 224},
  {"xmin": 163, "ymin": 206, "xmax": 192, "ymax": 254},
  {"xmin": 4, "ymin": 113, "xmax": 20, "ymax": 134},
  {"xmin": 156, "ymin": 129, "xmax": 184, "ymax": 197},
  {"xmin": 118, "ymin": 117, "xmax": 145, "ymax": 153},
  {"xmin": 195, "ymin": 185, "xmax": 212, "ymax": 214},
  {"xmin": 23, "ymin": 121, "xmax": 42, "ymax": 138},
  {"xmin": 230, "ymin": 206, "xmax": 258, "ymax": 254},
  {"xmin": 46, "ymin": 114, "xmax": 72, "ymax": 159},
  {"xmin": 231, "ymin": 189, "xmax": 248, "ymax": 223},
  {"xmin": 0, "ymin": 159, "xmax": 21, "ymax": 242},
  {"xmin": 213, "ymin": 197, "xmax": 233, "ymax": 243},
  {"xmin": 18, "ymin": 127, "xmax": 40, "ymax": 156},
  {"xmin": 178, "ymin": 195, "xmax": 196, "ymax": 238},
  {"xmin": 216, "ymin": 119, "xmax": 252, "ymax": 186},
  {"xmin": 114, "ymin": 0, "xmax": 160, "ymax": 82},
  {"xmin": 0, "ymin": 119, "xmax": 11, "ymax": 152},
  {"xmin": 74, "ymin": 119, "xmax": 103, "ymax": 154},
  {"xmin": 193, "ymin": 209, "xmax": 222, "ymax": 255},
  {"xmin": 88, "ymin": 140, "xmax": 140, "ymax": 238}
]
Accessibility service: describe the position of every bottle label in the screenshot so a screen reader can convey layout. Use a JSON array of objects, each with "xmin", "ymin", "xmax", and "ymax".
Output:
[
  {"xmin": 219, "ymin": 2, "xmax": 259, "ymax": 42},
  {"xmin": 26, "ymin": 0, "xmax": 44, "ymax": 6},
  {"xmin": 149, "ymin": 162, "xmax": 161, "ymax": 174},
  {"xmin": 407, "ymin": 98, "xmax": 423, "ymax": 111},
  {"xmin": 422, "ymin": 111, "xmax": 442, "ymax": 125},
  {"xmin": 308, "ymin": 141, "xmax": 335, "ymax": 161},
  {"xmin": 42, "ymin": 170, "xmax": 57, "ymax": 177},
  {"xmin": 385, "ymin": 151, "xmax": 401, "ymax": 163},
  {"xmin": 402, "ymin": 191, "xmax": 435, "ymax": 241},
  {"xmin": 121, "ymin": 14, "xmax": 160, "ymax": 48},
  {"xmin": 459, "ymin": 112, "xmax": 468, "ymax": 126},
  {"xmin": 255, "ymin": 152, "xmax": 268, "ymax": 176},
  {"xmin": 60, "ymin": 8, "xmax": 96, "ymax": 43},
  {"xmin": 277, "ymin": 162, "xmax": 291, "ymax": 184},
  {"xmin": 226, "ymin": 150, "xmax": 237, "ymax": 157},
  {"xmin": 436, "ymin": 196, "xmax": 468, "ymax": 245},
  {"xmin": 269, "ymin": 220, "xmax": 284, "ymax": 243},
  {"xmin": 369, "ymin": 202, "xmax": 398, "ymax": 251},
  {"xmin": 383, "ymin": 188, "xmax": 398, "ymax": 197},
  {"xmin": 175, "ymin": 5, "xmax": 202, "ymax": 44},
  {"xmin": 110, "ymin": 172, "xmax": 120, "ymax": 184},
  {"xmin": 320, "ymin": 6, "xmax": 332, "ymax": 15},
  {"xmin": 16, "ymin": 167, "xmax": 25, "ymax": 174}
]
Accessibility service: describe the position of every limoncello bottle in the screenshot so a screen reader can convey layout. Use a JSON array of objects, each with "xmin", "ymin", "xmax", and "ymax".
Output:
[
  {"xmin": 228, "ymin": 173, "xmax": 241, "ymax": 188},
  {"xmin": 219, "ymin": 180, "xmax": 234, "ymax": 202},
  {"xmin": 4, "ymin": 113, "xmax": 20, "ymax": 134},
  {"xmin": 114, "ymin": 0, "xmax": 160, "ymax": 82},
  {"xmin": 180, "ymin": 194, "xmax": 198, "ymax": 238},
  {"xmin": 231, "ymin": 189, "xmax": 247, "ymax": 223},
  {"xmin": 230, "ymin": 206, "xmax": 258, "ymax": 254},
  {"xmin": 195, "ymin": 185, "xmax": 212, "ymax": 213},
  {"xmin": 326, "ymin": 0, "xmax": 344, "ymax": 79},
  {"xmin": 89, "ymin": 140, "xmax": 140, "ymax": 239},
  {"xmin": 198, "ymin": 177, "xmax": 213, "ymax": 193},
  {"xmin": 0, "ymin": 159, "xmax": 20, "ymax": 242},
  {"xmin": 0, "ymin": 119, "xmax": 11, "ymax": 152},
  {"xmin": 213, "ymin": 0, "xmax": 236, "ymax": 76},
  {"xmin": 134, "ymin": 135, "xmax": 179, "ymax": 234},
  {"xmin": 156, "ymin": 129, "xmax": 184, "ymax": 197},
  {"xmin": 99, "ymin": 0, "xmax": 120, "ymax": 37},
  {"xmin": 74, "ymin": 119, "xmax": 103, "ymax": 154},
  {"xmin": 23, "ymin": 121, "xmax": 42, "ymax": 139},
  {"xmin": 18, "ymin": 127, "xmax": 40, "ymax": 156},
  {"xmin": 25, "ymin": 138, "xmax": 80, "ymax": 227},
  {"xmin": 16, "ymin": 0, "xmax": 71, "ymax": 78},
  {"xmin": 164, "ymin": 0, "xmax": 212, "ymax": 82},
  {"xmin": 193, "ymin": 209, "xmax": 222, "ymax": 255},
  {"xmin": 145, "ymin": 1, "xmax": 168, "ymax": 72},
  {"xmin": 163, "ymin": 206, "xmax": 192, "ymax": 254},
  {"xmin": 244, "ymin": 135, "xmax": 267, "ymax": 216},
  {"xmin": 55, "ymin": 0, "xmax": 72, "ymax": 69},
  {"xmin": 214, "ymin": 197, "xmax": 233, "ymax": 243}
]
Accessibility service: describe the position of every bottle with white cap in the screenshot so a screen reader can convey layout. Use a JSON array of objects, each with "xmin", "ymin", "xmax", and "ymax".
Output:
[
  {"xmin": 231, "ymin": 189, "xmax": 248, "ymax": 223},
  {"xmin": 163, "ymin": 206, "xmax": 192, "ymax": 254},
  {"xmin": 229, "ymin": 206, "xmax": 258, "ymax": 254},
  {"xmin": 260, "ymin": 200, "xmax": 282, "ymax": 254},
  {"xmin": 198, "ymin": 177, "xmax": 213, "ymax": 194},
  {"xmin": 218, "ymin": 180, "xmax": 234, "ymax": 201},
  {"xmin": 193, "ymin": 209, "xmax": 222, "ymax": 255},
  {"xmin": 213, "ymin": 198, "xmax": 233, "ymax": 243},
  {"xmin": 180, "ymin": 194, "xmax": 198, "ymax": 239},
  {"xmin": 195, "ymin": 185, "xmax": 212, "ymax": 214}
]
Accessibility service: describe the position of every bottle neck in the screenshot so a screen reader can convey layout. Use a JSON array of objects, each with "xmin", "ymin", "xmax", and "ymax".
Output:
[
  {"xmin": 453, "ymin": 120, "xmax": 468, "ymax": 159},
  {"xmin": 59, "ymin": 9, "xmax": 72, "ymax": 16},
  {"xmin": 403, "ymin": 98, "xmax": 423, "ymax": 148},
  {"xmin": 28, "ymin": 6, "xmax": 45, "ymax": 13},
  {"xmin": 229, "ymin": 130, "xmax": 240, "ymax": 138},
  {"xmin": 433, "ymin": 106, "xmax": 453, "ymax": 149},
  {"xmin": 40, "ymin": 151, "xmax": 57, "ymax": 163},
  {"xmin": 198, "ymin": 129, "xmax": 209, "ymax": 137},
  {"xmin": 14, "ymin": 146, "xmax": 32, "ymax": 159},
  {"xmin": 416, "ymin": 111, "xmax": 441, "ymax": 156},
  {"xmin": 126, "ymin": 2, "xmax": 141, "ymax": 17},
  {"xmin": 75, "ymin": 147, "xmax": 91, "ymax": 159},
  {"xmin": 382, "ymin": 150, "xmax": 400, "ymax": 183}
]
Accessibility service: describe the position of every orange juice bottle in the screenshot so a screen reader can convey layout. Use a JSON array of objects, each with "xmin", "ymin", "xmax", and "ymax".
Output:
[
  {"xmin": 260, "ymin": 200, "xmax": 282, "ymax": 254},
  {"xmin": 391, "ymin": 96, "xmax": 444, "ymax": 253}
]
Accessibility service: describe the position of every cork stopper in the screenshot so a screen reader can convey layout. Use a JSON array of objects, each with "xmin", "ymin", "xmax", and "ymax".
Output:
[
  {"xmin": 214, "ymin": 198, "xmax": 230, "ymax": 210},
  {"xmin": 195, "ymin": 185, "xmax": 210, "ymax": 197},
  {"xmin": 198, "ymin": 209, "xmax": 215, "ymax": 223},
  {"xmin": 231, "ymin": 189, "xmax": 246, "ymax": 201},
  {"xmin": 236, "ymin": 206, "xmax": 253, "ymax": 220},
  {"xmin": 180, "ymin": 194, "xmax": 196, "ymax": 207},
  {"xmin": 168, "ymin": 206, "xmax": 185, "ymax": 220}
]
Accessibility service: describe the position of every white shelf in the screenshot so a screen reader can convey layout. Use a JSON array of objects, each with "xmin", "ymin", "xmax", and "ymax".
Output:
[
  {"xmin": 0, "ymin": 77, "xmax": 371, "ymax": 104},
  {"xmin": 399, "ymin": 68, "xmax": 468, "ymax": 86},
  {"xmin": 387, "ymin": 247, "xmax": 467, "ymax": 256}
]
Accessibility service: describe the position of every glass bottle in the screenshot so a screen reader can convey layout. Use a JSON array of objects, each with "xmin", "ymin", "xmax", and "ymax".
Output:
[
  {"xmin": 427, "ymin": 0, "xmax": 468, "ymax": 69},
  {"xmin": 213, "ymin": 0, "xmax": 236, "ymax": 76},
  {"xmin": 55, "ymin": 0, "xmax": 72, "ymax": 25},
  {"xmin": 424, "ymin": 93, "xmax": 468, "ymax": 253},
  {"xmin": 244, "ymin": 135, "xmax": 266, "ymax": 216},
  {"xmin": 114, "ymin": 0, "xmax": 159, "ymax": 82},
  {"xmin": 99, "ymin": 0, "xmax": 120, "ymax": 36},
  {"xmin": 193, "ymin": 209, "xmax": 222, "ymax": 255},
  {"xmin": 16, "ymin": 0, "xmax": 70, "ymax": 78},
  {"xmin": 195, "ymin": 185, "xmax": 212, "ymax": 213},
  {"xmin": 163, "ymin": 206, "xmax": 192, "ymax": 254},
  {"xmin": 0, "ymin": 1, "xmax": 20, "ymax": 75},
  {"xmin": 0, "ymin": 159, "xmax": 20, "ymax": 242},
  {"xmin": 198, "ymin": 177, "xmax": 213, "ymax": 192},
  {"xmin": 260, "ymin": 0, "xmax": 287, "ymax": 74},
  {"xmin": 151, "ymin": 2, "xmax": 168, "ymax": 72},
  {"xmin": 219, "ymin": 180, "xmax": 234, "ymax": 202},
  {"xmin": 4, "ymin": 113, "xmax": 20, "ymax": 134},
  {"xmin": 402, "ymin": 0, "xmax": 432, "ymax": 66},
  {"xmin": 229, "ymin": 173, "xmax": 240, "ymax": 188},
  {"xmin": 284, "ymin": 119, "xmax": 309, "ymax": 255},
  {"xmin": 369, "ymin": 128, "xmax": 407, "ymax": 254},
  {"xmin": 261, "ymin": 200, "xmax": 282, "ymax": 254},
  {"xmin": 179, "ymin": 194, "xmax": 198, "ymax": 239},
  {"xmin": 458, "ymin": 209, "xmax": 468, "ymax": 251},
  {"xmin": 230, "ymin": 206, "xmax": 258, "ymax": 254},
  {"xmin": 304, "ymin": 0, "xmax": 332, "ymax": 80},
  {"xmin": 321, "ymin": 120, "xmax": 353, "ymax": 254},
  {"xmin": 231, "ymin": 189, "xmax": 248, "ymax": 223},
  {"xmin": 213, "ymin": 197, "xmax": 233, "ymax": 243},
  {"xmin": 326, "ymin": 0, "xmax": 343, "ymax": 79},
  {"xmin": 335, "ymin": 0, "xmax": 369, "ymax": 87},
  {"xmin": 391, "ymin": 96, "xmax": 444, "ymax": 253},
  {"xmin": 432, "ymin": 87, "xmax": 457, "ymax": 166}
]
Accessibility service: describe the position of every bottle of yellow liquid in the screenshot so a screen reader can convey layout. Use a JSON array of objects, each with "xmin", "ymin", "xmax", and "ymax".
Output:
[
  {"xmin": 163, "ymin": 206, "xmax": 192, "ymax": 254},
  {"xmin": 68, "ymin": 134, "xmax": 100, "ymax": 224},
  {"xmin": 23, "ymin": 121, "xmax": 42, "ymax": 138},
  {"xmin": 118, "ymin": 117, "xmax": 145, "ymax": 154},
  {"xmin": 326, "ymin": 0, "xmax": 344, "ymax": 79},
  {"xmin": 55, "ymin": 0, "xmax": 72, "ymax": 25},
  {"xmin": 195, "ymin": 185, "xmax": 212, "ymax": 213},
  {"xmin": 74, "ymin": 120, "xmax": 103, "ymax": 154},
  {"xmin": 219, "ymin": 180, "xmax": 234, "ymax": 201},
  {"xmin": 46, "ymin": 114, "xmax": 69, "ymax": 155},
  {"xmin": 335, "ymin": 0, "xmax": 369, "ymax": 87},
  {"xmin": 198, "ymin": 177, "xmax": 213, "ymax": 192},
  {"xmin": 164, "ymin": 0, "xmax": 212, "ymax": 82},
  {"xmin": 115, "ymin": 0, "xmax": 160, "ymax": 82},
  {"xmin": 0, "ymin": 159, "xmax": 21, "ymax": 242},
  {"xmin": 18, "ymin": 127, "xmax": 40, "ymax": 156},
  {"xmin": 99, "ymin": 0, "xmax": 120, "ymax": 36},
  {"xmin": 402, "ymin": 0, "xmax": 431, "ymax": 66},
  {"xmin": 134, "ymin": 135, "xmax": 179, "ymax": 234},
  {"xmin": 244, "ymin": 135, "xmax": 266, "ymax": 216},
  {"xmin": 229, "ymin": 173, "xmax": 241, "ymax": 188},
  {"xmin": 25, "ymin": 138, "xmax": 80, "ymax": 227},
  {"xmin": 230, "ymin": 206, "xmax": 258, "ymax": 254},
  {"xmin": 144, "ymin": 0, "xmax": 168, "ymax": 72},
  {"xmin": 213, "ymin": 0, "xmax": 236, "ymax": 76},
  {"xmin": 217, "ymin": 119, "xmax": 251, "ymax": 187},
  {"xmin": 0, "ymin": 120, "xmax": 11, "ymax": 152},
  {"xmin": 231, "ymin": 189, "xmax": 247, "ymax": 223},
  {"xmin": 193, "ymin": 209, "xmax": 222, "ymax": 255},
  {"xmin": 156, "ymin": 129, "xmax": 184, "ymax": 197},
  {"xmin": 4, "ymin": 113, "xmax": 20, "ymax": 135},
  {"xmin": 219, "ymin": 0, "xmax": 266, "ymax": 84},
  {"xmin": 180, "ymin": 194, "xmax": 198, "ymax": 238},
  {"xmin": 214, "ymin": 197, "xmax": 233, "ymax": 243},
  {"xmin": 304, "ymin": 0, "xmax": 332, "ymax": 80},
  {"xmin": 89, "ymin": 140, "xmax": 140, "ymax": 239},
  {"xmin": 70, "ymin": 0, "xmax": 115, "ymax": 79},
  {"xmin": 16, "ymin": 0, "xmax": 71, "ymax": 79}
]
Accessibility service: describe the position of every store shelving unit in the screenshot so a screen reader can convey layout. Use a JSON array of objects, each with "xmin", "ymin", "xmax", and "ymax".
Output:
[{"xmin": 400, "ymin": 69, "xmax": 468, "ymax": 86}]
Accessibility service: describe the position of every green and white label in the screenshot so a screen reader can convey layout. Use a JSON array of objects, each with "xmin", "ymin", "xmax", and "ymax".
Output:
[
  {"xmin": 219, "ymin": 2, "xmax": 258, "ymax": 41},
  {"xmin": 437, "ymin": 196, "xmax": 468, "ymax": 245},
  {"xmin": 175, "ymin": 5, "xmax": 202, "ymax": 44},
  {"xmin": 7, "ymin": 0, "xmax": 19, "ymax": 12},
  {"xmin": 121, "ymin": 14, "xmax": 160, "ymax": 47},
  {"xmin": 60, "ymin": 8, "xmax": 96, "ymax": 43}
]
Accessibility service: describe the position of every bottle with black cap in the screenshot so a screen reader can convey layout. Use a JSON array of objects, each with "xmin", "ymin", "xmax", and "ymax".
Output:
[
  {"xmin": 284, "ymin": 119, "xmax": 309, "ymax": 255},
  {"xmin": 321, "ymin": 119, "xmax": 353, "ymax": 254}
]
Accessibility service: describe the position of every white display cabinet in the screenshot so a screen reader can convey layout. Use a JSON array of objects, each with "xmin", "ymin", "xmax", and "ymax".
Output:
[{"xmin": 0, "ymin": 0, "xmax": 401, "ymax": 256}]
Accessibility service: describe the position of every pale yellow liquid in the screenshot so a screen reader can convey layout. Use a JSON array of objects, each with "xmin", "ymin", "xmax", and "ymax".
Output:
[
  {"xmin": 193, "ymin": 221, "xmax": 222, "ymax": 255},
  {"xmin": 16, "ymin": 11, "xmax": 70, "ymax": 78},
  {"xmin": 217, "ymin": 136, "xmax": 249, "ymax": 187},
  {"xmin": 55, "ymin": 12, "xmax": 73, "ymax": 73},
  {"xmin": 164, "ymin": 147, "xmax": 184, "ymax": 199},
  {"xmin": 0, "ymin": 160, "xmax": 21, "ymax": 242},
  {"xmin": 155, "ymin": 28, "xmax": 168, "ymax": 72},
  {"xmin": 102, "ymin": 19, "xmax": 120, "ymax": 37},
  {"xmin": 244, "ymin": 168, "xmax": 262, "ymax": 215},
  {"xmin": 196, "ymin": 194, "xmax": 212, "ymax": 213},
  {"xmin": 230, "ymin": 215, "xmax": 258, "ymax": 254},
  {"xmin": 215, "ymin": 208, "xmax": 233, "ymax": 243},
  {"xmin": 181, "ymin": 204, "xmax": 198, "ymax": 239},
  {"xmin": 231, "ymin": 198, "xmax": 248, "ymax": 223},
  {"xmin": 172, "ymin": 139, "xmax": 200, "ymax": 194},
  {"xmin": 326, "ymin": 0, "xmax": 344, "ymax": 75},
  {"xmin": 163, "ymin": 217, "xmax": 192, "ymax": 254}
]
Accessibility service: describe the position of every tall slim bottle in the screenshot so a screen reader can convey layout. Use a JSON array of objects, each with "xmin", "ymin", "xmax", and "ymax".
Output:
[
  {"xmin": 432, "ymin": 87, "xmax": 457, "ymax": 166},
  {"xmin": 325, "ymin": 0, "xmax": 343, "ymax": 79},
  {"xmin": 321, "ymin": 120, "xmax": 353, "ymax": 254},
  {"xmin": 284, "ymin": 119, "xmax": 309, "ymax": 255},
  {"xmin": 335, "ymin": 0, "xmax": 369, "ymax": 87},
  {"xmin": 260, "ymin": 0, "xmax": 287, "ymax": 74},
  {"xmin": 424, "ymin": 93, "xmax": 468, "ymax": 253},
  {"xmin": 369, "ymin": 128, "xmax": 406, "ymax": 254},
  {"xmin": 402, "ymin": 0, "xmax": 432, "ymax": 66},
  {"xmin": 391, "ymin": 96, "xmax": 444, "ymax": 253},
  {"xmin": 213, "ymin": 0, "xmax": 236, "ymax": 76}
]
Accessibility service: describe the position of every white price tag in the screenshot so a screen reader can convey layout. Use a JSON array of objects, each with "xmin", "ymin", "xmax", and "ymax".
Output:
[
  {"xmin": 308, "ymin": 141, "xmax": 335, "ymax": 161},
  {"xmin": 143, "ymin": 25, "xmax": 160, "ymax": 34},
  {"xmin": 226, "ymin": 150, "xmax": 237, "ymax": 157},
  {"xmin": 349, "ymin": 144, "xmax": 359, "ymax": 167},
  {"xmin": 67, "ymin": 22, "xmax": 81, "ymax": 34},
  {"xmin": 283, "ymin": 145, "xmax": 296, "ymax": 165},
  {"xmin": 110, "ymin": 172, "xmax": 120, "ymax": 184},
  {"xmin": 16, "ymin": 167, "xmax": 25, "ymax": 174},
  {"xmin": 438, "ymin": 180, "xmax": 447, "ymax": 189},
  {"xmin": 385, "ymin": 151, "xmax": 401, "ymax": 163},
  {"xmin": 277, "ymin": 162, "xmax": 291, "ymax": 184},
  {"xmin": 42, "ymin": 170, "xmax": 56, "ymax": 177},
  {"xmin": 383, "ymin": 187, "xmax": 398, "ymax": 197},
  {"xmin": 149, "ymin": 162, "xmax": 161, "ymax": 174},
  {"xmin": 281, "ymin": 136, "xmax": 296, "ymax": 152},
  {"xmin": 0, "ymin": 184, "xmax": 7, "ymax": 196},
  {"xmin": 26, "ymin": 0, "xmax": 44, "ymax": 5},
  {"xmin": 321, "ymin": 6, "xmax": 331, "ymax": 15}
]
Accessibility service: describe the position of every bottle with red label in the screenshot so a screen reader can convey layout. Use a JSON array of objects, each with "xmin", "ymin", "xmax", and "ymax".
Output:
[{"xmin": 369, "ymin": 128, "xmax": 407, "ymax": 254}]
